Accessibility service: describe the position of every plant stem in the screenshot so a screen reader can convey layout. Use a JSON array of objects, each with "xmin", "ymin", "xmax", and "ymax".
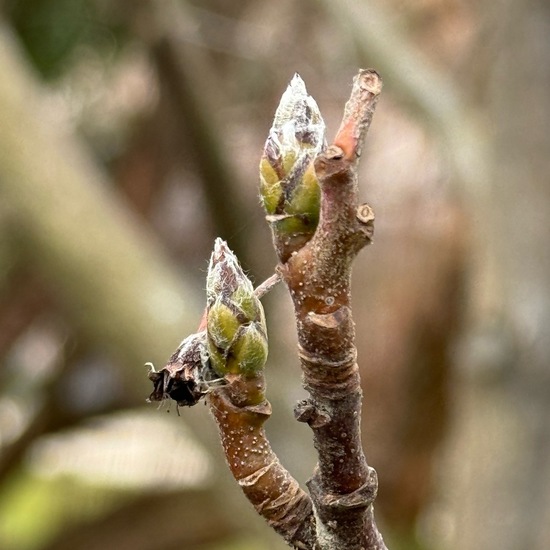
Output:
[
  {"xmin": 280, "ymin": 69, "xmax": 387, "ymax": 550},
  {"xmin": 208, "ymin": 374, "xmax": 316, "ymax": 549}
]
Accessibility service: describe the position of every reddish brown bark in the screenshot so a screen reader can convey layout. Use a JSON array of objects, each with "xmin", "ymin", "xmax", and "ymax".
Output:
[
  {"xmin": 208, "ymin": 375, "xmax": 316, "ymax": 549},
  {"xmin": 278, "ymin": 70, "xmax": 387, "ymax": 550}
]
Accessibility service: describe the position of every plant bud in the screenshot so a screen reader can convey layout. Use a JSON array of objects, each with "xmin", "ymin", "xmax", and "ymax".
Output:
[
  {"xmin": 259, "ymin": 74, "xmax": 326, "ymax": 246},
  {"xmin": 206, "ymin": 239, "xmax": 268, "ymax": 377}
]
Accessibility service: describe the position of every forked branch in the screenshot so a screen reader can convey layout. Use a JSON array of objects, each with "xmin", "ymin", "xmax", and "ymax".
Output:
[{"xmin": 149, "ymin": 70, "xmax": 387, "ymax": 550}]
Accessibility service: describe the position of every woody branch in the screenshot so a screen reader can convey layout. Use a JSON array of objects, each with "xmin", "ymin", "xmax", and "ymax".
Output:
[
  {"xmin": 149, "ymin": 69, "xmax": 387, "ymax": 550},
  {"xmin": 277, "ymin": 70, "xmax": 386, "ymax": 550}
]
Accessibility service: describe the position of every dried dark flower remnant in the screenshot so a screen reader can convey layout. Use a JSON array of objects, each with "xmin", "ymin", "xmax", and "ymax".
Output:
[
  {"xmin": 260, "ymin": 74, "xmax": 326, "ymax": 259},
  {"xmin": 147, "ymin": 331, "xmax": 210, "ymax": 407},
  {"xmin": 206, "ymin": 239, "xmax": 268, "ymax": 380}
]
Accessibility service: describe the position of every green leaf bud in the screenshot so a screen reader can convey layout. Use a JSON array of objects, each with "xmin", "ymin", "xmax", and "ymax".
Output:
[
  {"xmin": 259, "ymin": 74, "xmax": 326, "ymax": 246},
  {"xmin": 205, "ymin": 239, "xmax": 268, "ymax": 377}
]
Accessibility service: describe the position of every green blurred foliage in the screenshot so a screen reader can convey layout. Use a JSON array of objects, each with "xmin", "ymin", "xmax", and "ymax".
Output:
[
  {"xmin": 0, "ymin": 471, "xmax": 125, "ymax": 550},
  {"xmin": 5, "ymin": 0, "xmax": 126, "ymax": 79}
]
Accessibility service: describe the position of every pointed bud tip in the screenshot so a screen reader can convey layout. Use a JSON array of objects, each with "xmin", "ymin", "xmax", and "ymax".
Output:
[
  {"xmin": 209, "ymin": 238, "xmax": 237, "ymax": 272},
  {"xmin": 288, "ymin": 73, "xmax": 306, "ymax": 93},
  {"xmin": 274, "ymin": 74, "xmax": 318, "ymax": 128},
  {"xmin": 212, "ymin": 237, "xmax": 229, "ymax": 261},
  {"xmin": 269, "ymin": 75, "xmax": 325, "ymax": 153},
  {"xmin": 206, "ymin": 239, "xmax": 254, "ymax": 302}
]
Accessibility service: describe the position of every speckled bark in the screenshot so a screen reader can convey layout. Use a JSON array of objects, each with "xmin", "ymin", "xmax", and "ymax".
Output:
[
  {"xmin": 208, "ymin": 374, "xmax": 315, "ymax": 549},
  {"xmin": 279, "ymin": 70, "xmax": 387, "ymax": 550}
]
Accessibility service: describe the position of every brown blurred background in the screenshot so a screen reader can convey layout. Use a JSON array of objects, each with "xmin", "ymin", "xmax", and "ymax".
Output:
[{"xmin": 1, "ymin": 1, "xmax": 549, "ymax": 549}]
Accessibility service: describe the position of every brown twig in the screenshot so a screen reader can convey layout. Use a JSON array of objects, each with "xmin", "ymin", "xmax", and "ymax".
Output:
[
  {"xmin": 253, "ymin": 272, "xmax": 281, "ymax": 299},
  {"xmin": 278, "ymin": 69, "xmax": 387, "ymax": 550},
  {"xmin": 149, "ymin": 263, "xmax": 314, "ymax": 548},
  {"xmin": 208, "ymin": 375, "xmax": 316, "ymax": 549},
  {"xmin": 149, "ymin": 70, "xmax": 387, "ymax": 549},
  {"xmin": 202, "ymin": 243, "xmax": 315, "ymax": 548}
]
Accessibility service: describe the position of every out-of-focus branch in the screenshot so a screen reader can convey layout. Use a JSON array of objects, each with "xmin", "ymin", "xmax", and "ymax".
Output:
[
  {"xmin": 0, "ymin": 20, "xmax": 202, "ymax": 373},
  {"xmin": 0, "ymin": 340, "xmax": 138, "ymax": 488},
  {"xmin": 0, "ymin": 270, "xmax": 51, "ymax": 357},
  {"xmin": 152, "ymin": 38, "xmax": 251, "ymax": 260},
  {"xmin": 131, "ymin": 0, "xmax": 254, "ymax": 270},
  {"xmin": 319, "ymin": 0, "xmax": 490, "ymax": 201}
]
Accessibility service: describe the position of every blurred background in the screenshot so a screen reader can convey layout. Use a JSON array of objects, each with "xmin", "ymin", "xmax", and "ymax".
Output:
[{"xmin": 1, "ymin": 0, "xmax": 549, "ymax": 549}]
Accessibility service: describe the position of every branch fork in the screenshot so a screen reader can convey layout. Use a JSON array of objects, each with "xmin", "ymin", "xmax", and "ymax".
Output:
[{"xmin": 149, "ymin": 69, "xmax": 386, "ymax": 550}]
